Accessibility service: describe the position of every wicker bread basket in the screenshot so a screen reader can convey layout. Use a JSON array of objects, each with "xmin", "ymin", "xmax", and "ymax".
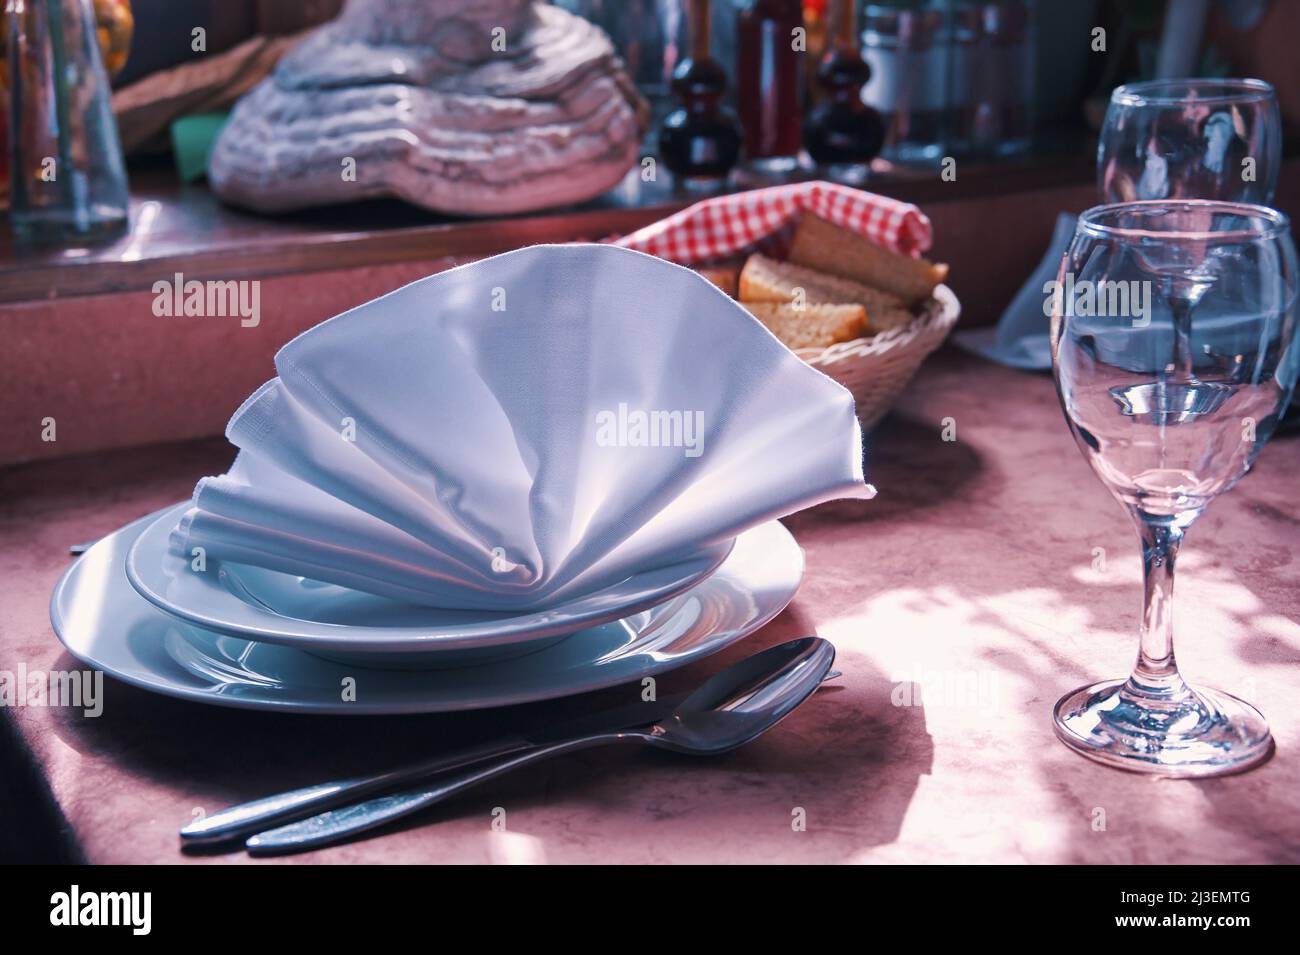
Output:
[{"xmin": 797, "ymin": 284, "xmax": 961, "ymax": 431}]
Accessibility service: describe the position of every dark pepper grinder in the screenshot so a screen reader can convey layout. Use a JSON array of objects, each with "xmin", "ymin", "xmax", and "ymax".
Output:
[
  {"xmin": 803, "ymin": 0, "xmax": 884, "ymax": 182},
  {"xmin": 657, "ymin": 0, "xmax": 741, "ymax": 188}
]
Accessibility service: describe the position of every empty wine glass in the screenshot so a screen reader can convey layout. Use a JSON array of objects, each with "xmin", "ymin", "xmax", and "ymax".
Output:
[
  {"xmin": 1051, "ymin": 200, "xmax": 1299, "ymax": 776},
  {"xmin": 1098, "ymin": 78, "xmax": 1280, "ymax": 205}
]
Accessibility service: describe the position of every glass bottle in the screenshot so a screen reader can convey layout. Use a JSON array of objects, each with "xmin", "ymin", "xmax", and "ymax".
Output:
[
  {"xmin": 736, "ymin": 0, "xmax": 804, "ymax": 175},
  {"xmin": 658, "ymin": 0, "xmax": 741, "ymax": 188},
  {"xmin": 949, "ymin": 0, "xmax": 1034, "ymax": 157},
  {"xmin": 7, "ymin": 0, "xmax": 129, "ymax": 243},
  {"xmin": 860, "ymin": 3, "xmax": 951, "ymax": 163},
  {"xmin": 803, "ymin": 0, "xmax": 885, "ymax": 182}
]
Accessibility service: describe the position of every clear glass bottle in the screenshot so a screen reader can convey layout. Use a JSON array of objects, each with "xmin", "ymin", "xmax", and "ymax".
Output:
[
  {"xmin": 948, "ymin": 0, "xmax": 1034, "ymax": 157},
  {"xmin": 7, "ymin": 0, "xmax": 129, "ymax": 243},
  {"xmin": 860, "ymin": 0, "xmax": 1035, "ymax": 164},
  {"xmin": 860, "ymin": 4, "xmax": 952, "ymax": 163}
]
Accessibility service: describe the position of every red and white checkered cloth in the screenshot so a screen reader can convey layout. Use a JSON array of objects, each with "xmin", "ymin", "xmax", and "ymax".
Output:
[{"xmin": 613, "ymin": 181, "xmax": 932, "ymax": 264}]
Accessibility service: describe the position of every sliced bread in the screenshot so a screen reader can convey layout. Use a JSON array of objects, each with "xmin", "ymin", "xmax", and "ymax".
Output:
[
  {"xmin": 738, "ymin": 253, "xmax": 914, "ymax": 332},
  {"xmin": 692, "ymin": 259, "xmax": 743, "ymax": 297},
  {"xmin": 741, "ymin": 302, "xmax": 868, "ymax": 350},
  {"xmin": 788, "ymin": 214, "xmax": 947, "ymax": 307}
]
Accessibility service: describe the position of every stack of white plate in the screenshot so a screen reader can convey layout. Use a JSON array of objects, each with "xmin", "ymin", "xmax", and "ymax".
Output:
[{"xmin": 51, "ymin": 504, "xmax": 804, "ymax": 714}]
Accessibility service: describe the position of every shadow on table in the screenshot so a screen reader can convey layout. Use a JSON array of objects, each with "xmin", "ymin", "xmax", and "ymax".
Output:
[
  {"xmin": 0, "ymin": 711, "xmax": 85, "ymax": 863},
  {"xmin": 916, "ymin": 528, "xmax": 1300, "ymax": 863},
  {"xmin": 46, "ymin": 606, "xmax": 933, "ymax": 862},
  {"xmin": 803, "ymin": 373, "xmax": 1298, "ymax": 862},
  {"xmin": 791, "ymin": 412, "xmax": 985, "ymax": 526}
]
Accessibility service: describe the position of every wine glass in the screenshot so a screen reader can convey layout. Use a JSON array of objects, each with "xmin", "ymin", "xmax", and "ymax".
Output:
[
  {"xmin": 1051, "ymin": 200, "xmax": 1299, "ymax": 776},
  {"xmin": 1098, "ymin": 78, "xmax": 1281, "ymax": 204}
]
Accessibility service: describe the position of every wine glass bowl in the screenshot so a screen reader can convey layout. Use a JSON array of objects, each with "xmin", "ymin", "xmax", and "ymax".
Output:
[
  {"xmin": 1051, "ymin": 200, "xmax": 1298, "ymax": 775},
  {"xmin": 1098, "ymin": 78, "xmax": 1281, "ymax": 205}
]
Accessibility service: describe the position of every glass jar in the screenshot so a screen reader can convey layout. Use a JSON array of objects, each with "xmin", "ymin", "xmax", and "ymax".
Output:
[
  {"xmin": 861, "ymin": 0, "xmax": 1035, "ymax": 163},
  {"xmin": 7, "ymin": 0, "xmax": 130, "ymax": 243},
  {"xmin": 860, "ymin": 4, "xmax": 951, "ymax": 163},
  {"xmin": 948, "ymin": 0, "xmax": 1034, "ymax": 157}
]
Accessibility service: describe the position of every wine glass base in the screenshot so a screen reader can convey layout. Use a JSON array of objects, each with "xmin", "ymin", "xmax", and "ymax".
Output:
[{"xmin": 1053, "ymin": 680, "xmax": 1272, "ymax": 777}]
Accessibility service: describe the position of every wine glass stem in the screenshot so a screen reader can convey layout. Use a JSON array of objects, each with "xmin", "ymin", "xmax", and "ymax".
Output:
[
  {"xmin": 1126, "ymin": 518, "xmax": 1190, "ymax": 699},
  {"xmin": 1170, "ymin": 293, "xmax": 1196, "ymax": 380}
]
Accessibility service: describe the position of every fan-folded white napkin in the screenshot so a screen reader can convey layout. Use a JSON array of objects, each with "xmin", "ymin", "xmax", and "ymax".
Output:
[{"xmin": 172, "ymin": 244, "xmax": 874, "ymax": 609}]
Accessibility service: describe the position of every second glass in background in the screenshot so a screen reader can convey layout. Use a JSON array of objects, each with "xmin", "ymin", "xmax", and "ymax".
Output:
[{"xmin": 1098, "ymin": 78, "xmax": 1281, "ymax": 204}]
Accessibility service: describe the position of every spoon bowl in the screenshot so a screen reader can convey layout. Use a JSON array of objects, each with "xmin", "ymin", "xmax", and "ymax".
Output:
[{"xmin": 647, "ymin": 636, "xmax": 836, "ymax": 754}]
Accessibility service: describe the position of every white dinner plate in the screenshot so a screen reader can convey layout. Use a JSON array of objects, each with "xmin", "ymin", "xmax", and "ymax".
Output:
[
  {"xmin": 124, "ymin": 504, "xmax": 734, "ymax": 664},
  {"xmin": 51, "ymin": 511, "xmax": 803, "ymax": 713}
]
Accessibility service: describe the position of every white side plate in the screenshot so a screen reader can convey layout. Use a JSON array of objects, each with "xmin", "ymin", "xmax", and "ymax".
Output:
[
  {"xmin": 124, "ymin": 504, "xmax": 734, "ymax": 663},
  {"xmin": 52, "ymin": 511, "xmax": 804, "ymax": 714}
]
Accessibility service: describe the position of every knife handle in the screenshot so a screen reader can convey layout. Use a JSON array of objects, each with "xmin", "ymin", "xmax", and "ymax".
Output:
[{"xmin": 180, "ymin": 735, "xmax": 533, "ymax": 847}]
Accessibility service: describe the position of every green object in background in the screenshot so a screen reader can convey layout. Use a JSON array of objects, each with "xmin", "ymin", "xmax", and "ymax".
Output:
[{"xmin": 170, "ymin": 112, "xmax": 229, "ymax": 183}]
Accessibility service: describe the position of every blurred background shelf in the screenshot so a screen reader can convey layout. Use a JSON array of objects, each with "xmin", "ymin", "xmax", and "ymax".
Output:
[
  {"xmin": 8, "ymin": 152, "xmax": 1300, "ymax": 470},
  {"xmin": 3, "ymin": 0, "xmax": 1300, "ymax": 468},
  {"xmin": 0, "ymin": 144, "xmax": 1094, "ymax": 306}
]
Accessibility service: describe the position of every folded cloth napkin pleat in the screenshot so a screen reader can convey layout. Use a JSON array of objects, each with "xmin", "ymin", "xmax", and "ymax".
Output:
[{"xmin": 172, "ymin": 244, "xmax": 874, "ymax": 610}]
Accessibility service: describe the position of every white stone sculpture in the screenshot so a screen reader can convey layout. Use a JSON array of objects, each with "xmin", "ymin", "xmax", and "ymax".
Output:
[{"xmin": 209, "ymin": 0, "xmax": 649, "ymax": 216}]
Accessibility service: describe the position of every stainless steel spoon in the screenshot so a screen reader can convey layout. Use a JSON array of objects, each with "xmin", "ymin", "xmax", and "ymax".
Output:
[
  {"xmin": 182, "ymin": 695, "xmax": 688, "ymax": 847},
  {"xmin": 245, "ymin": 636, "xmax": 835, "ymax": 855},
  {"xmin": 182, "ymin": 662, "xmax": 841, "ymax": 848}
]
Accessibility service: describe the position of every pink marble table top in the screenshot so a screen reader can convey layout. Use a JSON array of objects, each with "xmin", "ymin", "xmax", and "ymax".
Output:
[{"xmin": 2, "ymin": 349, "xmax": 1298, "ymax": 864}]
